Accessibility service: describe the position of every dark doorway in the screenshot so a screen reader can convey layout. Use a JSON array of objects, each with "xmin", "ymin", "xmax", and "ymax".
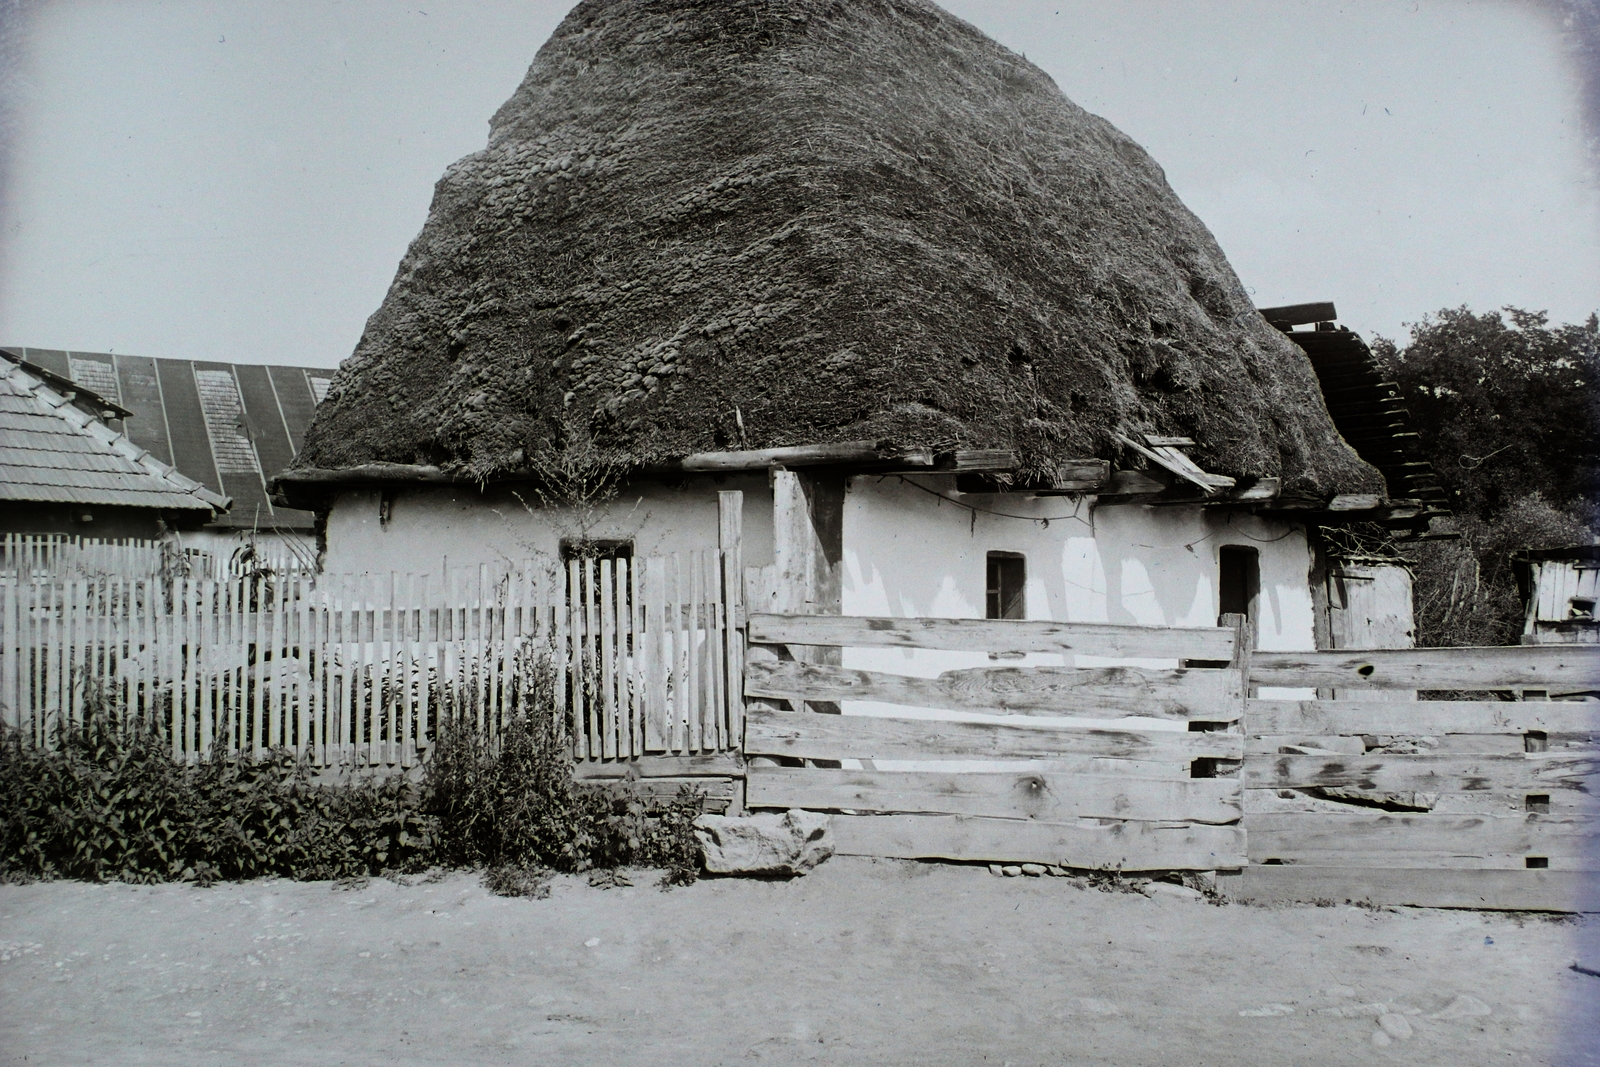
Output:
[{"xmin": 1219, "ymin": 545, "xmax": 1260, "ymax": 636}]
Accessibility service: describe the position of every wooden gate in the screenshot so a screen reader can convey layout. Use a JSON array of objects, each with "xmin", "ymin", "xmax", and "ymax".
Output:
[{"xmin": 740, "ymin": 613, "xmax": 1250, "ymax": 872}]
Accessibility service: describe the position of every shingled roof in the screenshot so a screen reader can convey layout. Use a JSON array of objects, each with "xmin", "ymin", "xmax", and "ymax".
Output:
[
  {"xmin": 2, "ymin": 346, "xmax": 333, "ymax": 531},
  {"xmin": 0, "ymin": 354, "xmax": 228, "ymax": 515},
  {"xmin": 290, "ymin": 0, "xmax": 1381, "ymax": 504}
]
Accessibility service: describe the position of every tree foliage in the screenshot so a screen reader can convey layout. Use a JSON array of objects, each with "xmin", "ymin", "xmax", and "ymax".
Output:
[
  {"xmin": 1371, "ymin": 307, "xmax": 1598, "ymax": 645},
  {"xmin": 1371, "ymin": 307, "xmax": 1599, "ymax": 519}
]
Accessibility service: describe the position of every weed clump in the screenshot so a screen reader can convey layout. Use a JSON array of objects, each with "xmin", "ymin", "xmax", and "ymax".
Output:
[
  {"xmin": 0, "ymin": 697, "xmax": 432, "ymax": 885},
  {"xmin": 422, "ymin": 647, "xmax": 704, "ymax": 889}
]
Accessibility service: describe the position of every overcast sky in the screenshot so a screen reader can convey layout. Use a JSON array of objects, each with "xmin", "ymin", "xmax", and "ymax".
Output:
[{"xmin": 0, "ymin": 0, "xmax": 1595, "ymax": 369}]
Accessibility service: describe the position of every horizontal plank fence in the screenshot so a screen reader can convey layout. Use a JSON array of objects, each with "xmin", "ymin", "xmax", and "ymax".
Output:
[
  {"xmin": 0, "ymin": 550, "xmax": 741, "ymax": 768},
  {"xmin": 743, "ymin": 612, "xmax": 1250, "ymax": 871},
  {"xmin": 1239, "ymin": 643, "xmax": 1599, "ymax": 910}
]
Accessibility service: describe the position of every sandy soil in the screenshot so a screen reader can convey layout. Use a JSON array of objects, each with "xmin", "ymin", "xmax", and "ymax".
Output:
[{"xmin": 1, "ymin": 859, "xmax": 1595, "ymax": 1067}]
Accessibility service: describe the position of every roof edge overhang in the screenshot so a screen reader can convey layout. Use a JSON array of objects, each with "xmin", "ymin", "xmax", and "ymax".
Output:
[
  {"xmin": 0, "ymin": 347, "xmax": 134, "ymax": 420},
  {"xmin": 271, "ymin": 437, "xmax": 1403, "ymax": 521}
]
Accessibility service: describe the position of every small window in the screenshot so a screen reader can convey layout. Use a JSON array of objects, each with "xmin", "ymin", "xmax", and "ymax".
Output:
[
  {"xmin": 986, "ymin": 552, "xmax": 1026, "ymax": 620},
  {"xmin": 560, "ymin": 538, "xmax": 633, "ymax": 563}
]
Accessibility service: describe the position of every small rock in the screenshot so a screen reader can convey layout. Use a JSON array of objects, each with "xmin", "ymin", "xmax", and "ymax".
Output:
[
  {"xmin": 1238, "ymin": 1004, "xmax": 1295, "ymax": 1017},
  {"xmin": 1142, "ymin": 882, "xmax": 1205, "ymax": 902},
  {"xmin": 1430, "ymin": 995, "xmax": 1491, "ymax": 1020},
  {"xmin": 1372, "ymin": 1030, "xmax": 1392, "ymax": 1048},
  {"xmin": 989, "ymin": 864, "xmax": 1005, "ymax": 877},
  {"xmin": 1046, "ymin": 866, "xmax": 1066, "ymax": 877},
  {"xmin": 1020, "ymin": 864, "xmax": 1047, "ymax": 877},
  {"xmin": 1001, "ymin": 866, "xmax": 1022, "ymax": 877},
  {"xmin": 1378, "ymin": 1013, "xmax": 1413, "ymax": 1040}
]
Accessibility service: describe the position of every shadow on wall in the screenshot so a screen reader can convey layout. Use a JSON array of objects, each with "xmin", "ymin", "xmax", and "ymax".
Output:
[{"xmin": 840, "ymin": 476, "xmax": 1313, "ymax": 646}]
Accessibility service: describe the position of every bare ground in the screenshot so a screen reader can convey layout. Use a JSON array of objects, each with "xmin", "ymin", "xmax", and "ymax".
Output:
[{"xmin": 1, "ymin": 858, "xmax": 1595, "ymax": 1067}]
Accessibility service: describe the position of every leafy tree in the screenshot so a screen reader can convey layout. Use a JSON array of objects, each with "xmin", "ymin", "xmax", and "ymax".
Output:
[
  {"xmin": 1371, "ymin": 307, "xmax": 1599, "ymax": 519},
  {"xmin": 1370, "ymin": 307, "xmax": 1598, "ymax": 645}
]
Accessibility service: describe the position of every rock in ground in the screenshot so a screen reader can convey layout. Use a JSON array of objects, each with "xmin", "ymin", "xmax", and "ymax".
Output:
[
  {"xmin": 1142, "ymin": 882, "xmax": 1205, "ymax": 902},
  {"xmin": 694, "ymin": 810, "xmax": 834, "ymax": 877},
  {"xmin": 1430, "ymin": 994, "xmax": 1491, "ymax": 1020}
]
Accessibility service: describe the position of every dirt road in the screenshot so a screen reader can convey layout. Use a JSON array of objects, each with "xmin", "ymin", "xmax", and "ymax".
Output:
[{"xmin": 2, "ymin": 858, "xmax": 1595, "ymax": 1066}]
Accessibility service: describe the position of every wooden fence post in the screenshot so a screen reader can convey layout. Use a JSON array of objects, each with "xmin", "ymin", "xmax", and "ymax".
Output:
[{"xmin": 720, "ymin": 491, "xmax": 746, "ymax": 767}]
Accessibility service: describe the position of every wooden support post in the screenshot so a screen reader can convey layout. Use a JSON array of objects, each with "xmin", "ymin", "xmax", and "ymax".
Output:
[
  {"xmin": 771, "ymin": 468, "xmax": 845, "ymax": 733},
  {"xmin": 720, "ymin": 490, "xmax": 746, "ymax": 770},
  {"xmin": 1223, "ymin": 612, "xmax": 1253, "ymax": 725}
]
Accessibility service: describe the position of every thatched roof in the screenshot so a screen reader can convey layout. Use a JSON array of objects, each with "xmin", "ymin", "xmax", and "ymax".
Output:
[{"xmin": 292, "ymin": 0, "xmax": 1381, "ymax": 502}]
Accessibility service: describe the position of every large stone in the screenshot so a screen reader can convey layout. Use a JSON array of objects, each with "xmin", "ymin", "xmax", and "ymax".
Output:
[{"xmin": 693, "ymin": 810, "xmax": 834, "ymax": 877}]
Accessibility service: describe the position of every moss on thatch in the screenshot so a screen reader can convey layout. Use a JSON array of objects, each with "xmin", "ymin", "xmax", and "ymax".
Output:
[{"xmin": 296, "ymin": 0, "xmax": 1381, "ymax": 501}]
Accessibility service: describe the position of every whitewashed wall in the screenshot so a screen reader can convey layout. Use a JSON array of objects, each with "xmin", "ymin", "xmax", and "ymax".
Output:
[
  {"xmin": 319, "ymin": 473, "xmax": 775, "ymax": 575},
  {"xmin": 836, "ymin": 475, "xmax": 1318, "ymax": 754},
  {"xmin": 841, "ymin": 474, "xmax": 1316, "ymax": 650}
]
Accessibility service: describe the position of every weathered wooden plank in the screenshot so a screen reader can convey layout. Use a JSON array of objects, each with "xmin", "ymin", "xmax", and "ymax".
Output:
[
  {"xmin": 1257, "ymin": 301, "xmax": 1338, "ymax": 327},
  {"xmin": 1114, "ymin": 433, "xmax": 1234, "ymax": 492},
  {"xmin": 1244, "ymin": 812, "xmax": 1598, "ymax": 858},
  {"xmin": 573, "ymin": 752, "xmax": 745, "ymax": 779},
  {"xmin": 951, "ymin": 449, "xmax": 1019, "ymax": 472},
  {"xmin": 830, "ymin": 813, "xmax": 1248, "ymax": 871},
  {"xmin": 1244, "ymin": 734, "xmax": 1558, "ymax": 757},
  {"xmin": 1242, "ymin": 752, "xmax": 1598, "ymax": 793},
  {"xmin": 1095, "ymin": 469, "xmax": 1169, "ymax": 498},
  {"xmin": 719, "ymin": 491, "xmax": 745, "ymax": 759},
  {"xmin": 1226, "ymin": 866, "xmax": 1591, "ymax": 912},
  {"xmin": 745, "ymin": 707, "xmax": 1243, "ymax": 762},
  {"xmin": 747, "ymin": 767, "xmax": 1242, "ymax": 824},
  {"xmin": 1244, "ymin": 787, "xmax": 1599, "ymax": 817},
  {"xmin": 1249, "ymin": 646, "xmax": 1600, "ymax": 690},
  {"xmin": 599, "ymin": 559, "xmax": 616, "ymax": 760},
  {"xmin": 1245, "ymin": 698, "xmax": 1599, "ymax": 735},
  {"xmin": 1246, "ymin": 853, "xmax": 1597, "ymax": 871},
  {"xmin": 1049, "ymin": 459, "xmax": 1111, "ymax": 490},
  {"xmin": 746, "ymin": 659, "xmax": 1242, "ymax": 720},
  {"xmin": 644, "ymin": 556, "xmax": 669, "ymax": 752},
  {"xmin": 674, "ymin": 440, "xmax": 933, "ymax": 472},
  {"xmin": 748, "ymin": 614, "xmax": 1236, "ymax": 661},
  {"xmin": 589, "ymin": 775, "xmax": 738, "ymax": 813},
  {"xmin": 684, "ymin": 551, "xmax": 702, "ymax": 753}
]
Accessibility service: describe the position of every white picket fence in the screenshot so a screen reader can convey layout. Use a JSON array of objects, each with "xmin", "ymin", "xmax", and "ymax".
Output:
[
  {"xmin": 0, "ymin": 532, "xmax": 318, "ymax": 582},
  {"xmin": 0, "ymin": 552, "xmax": 741, "ymax": 767}
]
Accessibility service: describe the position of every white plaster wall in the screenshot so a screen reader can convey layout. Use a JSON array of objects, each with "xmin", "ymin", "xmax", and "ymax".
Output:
[
  {"xmin": 319, "ymin": 473, "xmax": 775, "ymax": 576},
  {"xmin": 841, "ymin": 475, "xmax": 1317, "ymax": 655},
  {"xmin": 837, "ymin": 475, "xmax": 1318, "ymax": 753},
  {"xmin": 178, "ymin": 527, "xmax": 318, "ymax": 575}
]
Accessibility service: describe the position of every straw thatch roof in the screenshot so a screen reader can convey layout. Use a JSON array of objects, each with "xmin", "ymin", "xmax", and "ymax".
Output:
[{"xmin": 293, "ymin": 0, "xmax": 1381, "ymax": 502}]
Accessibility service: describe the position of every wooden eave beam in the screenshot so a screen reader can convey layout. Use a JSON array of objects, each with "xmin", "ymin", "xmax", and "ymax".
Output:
[{"xmin": 1258, "ymin": 301, "xmax": 1338, "ymax": 327}]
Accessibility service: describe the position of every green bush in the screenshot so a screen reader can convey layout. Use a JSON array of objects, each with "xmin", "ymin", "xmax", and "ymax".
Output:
[{"xmin": 0, "ymin": 652, "xmax": 705, "ymax": 887}]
